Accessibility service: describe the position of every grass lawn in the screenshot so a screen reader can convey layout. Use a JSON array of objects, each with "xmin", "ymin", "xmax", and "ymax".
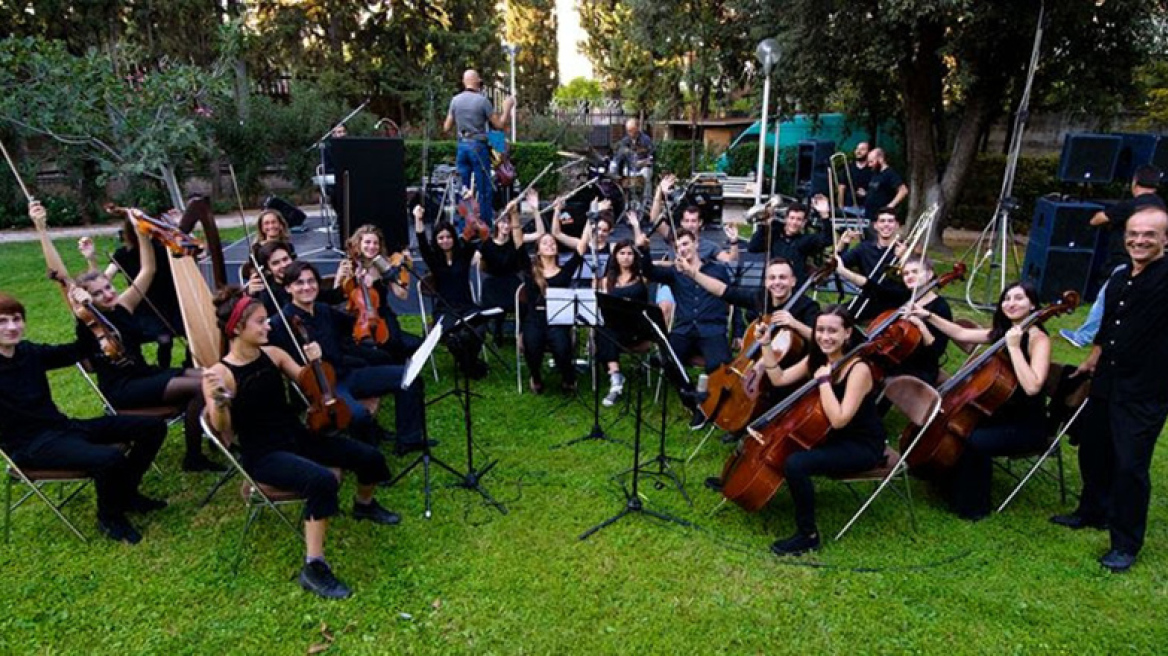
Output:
[{"xmin": 1, "ymin": 233, "xmax": 1166, "ymax": 654}]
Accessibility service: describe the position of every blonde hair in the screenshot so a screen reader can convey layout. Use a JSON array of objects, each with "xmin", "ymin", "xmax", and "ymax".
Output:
[
  {"xmin": 256, "ymin": 210, "xmax": 292, "ymax": 243},
  {"xmin": 347, "ymin": 224, "xmax": 387, "ymax": 261}
]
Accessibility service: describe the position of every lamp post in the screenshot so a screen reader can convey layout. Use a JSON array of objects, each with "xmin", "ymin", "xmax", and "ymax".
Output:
[
  {"xmin": 754, "ymin": 38, "xmax": 780, "ymax": 206},
  {"xmin": 502, "ymin": 43, "xmax": 520, "ymax": 142}
]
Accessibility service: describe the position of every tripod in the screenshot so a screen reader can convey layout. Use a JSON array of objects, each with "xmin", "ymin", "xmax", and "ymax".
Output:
[{"xmin": 579, "ymin": 350, "xmax": 692, "ymax": 540}]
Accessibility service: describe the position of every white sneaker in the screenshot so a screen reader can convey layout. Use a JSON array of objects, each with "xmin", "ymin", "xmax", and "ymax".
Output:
[{"xmin": 602, "ymin": 387, "xmax": 622, "ymax": 407}]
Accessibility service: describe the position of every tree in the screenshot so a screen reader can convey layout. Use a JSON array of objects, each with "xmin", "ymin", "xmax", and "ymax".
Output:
[
  {"xmin": 503, "ymin": 0, "xmax": 559, "ymax": 109},
  {"xmin": 553, "ymin": 77, "xmax": 605, "ymax": 105},
  {"xmin": 0, "ymin": 35, "xmax": 231, "ymax": 209}
]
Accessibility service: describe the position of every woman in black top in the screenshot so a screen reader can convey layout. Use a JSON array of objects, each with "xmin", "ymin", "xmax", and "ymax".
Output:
[
  {"xmin": 478, "ymin": 193, "xmax": 540, "ymax": 345},
  {"xmin": 596, "ymin": 239, "xmax": 650, "ymax": 406},
  {"xmin": 524, "ymin": 223, "xmax": 592, "ymax": 394},
  {"xmin": 911, "ymin": 281, "xmax": 1050, "ymax": 520},
  {"xmin": 202, "ymin": 286, "xmax": 398, "ymax": 600},
  {"xmin": 337, "ymin": 224, "xmax": 422, "ymax": 364},
  {"xmin": 759, "ymin": 305, "xmax": 887, "ymax": 556},
  {"xmin": 73, "ymin": 223, "xmax": 219, "ymax": 472}
]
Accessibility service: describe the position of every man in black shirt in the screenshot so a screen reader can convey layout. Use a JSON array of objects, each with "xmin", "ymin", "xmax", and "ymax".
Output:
[
  {"xmin": 864, "ymin": 148, "xmax": 908, "ymax": 219},
  {"xmin": 837, "ymin": 141, "xmax": 873, "ymax": 210},
  {"xmin": 746, "ymin": 198, "xmax": 835, "ymax": 284},
  {"xmin": 836, "ymin": 207, "xmax": 907, "ymax": 322},
  {"xmin": 0, "ymin": 293, "xmax": 166, "ymax": 544},
  {"xmin": 1060, "ymin": 165, "xmax": 1164, "ymax": 348},
  {"xmin": 1054, "ymin": 207, "xmax": 1168, "ymax": 572}
]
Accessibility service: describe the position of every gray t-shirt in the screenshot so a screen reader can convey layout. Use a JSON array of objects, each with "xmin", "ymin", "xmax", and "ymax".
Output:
[{"xmin": 449, "ymin": 90, "xmax": 494, "ymax": 141}]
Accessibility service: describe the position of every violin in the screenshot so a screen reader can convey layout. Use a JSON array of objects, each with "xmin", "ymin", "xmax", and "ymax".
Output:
[
  {"xmin": 701, "ymin": 260, "xmax": 837, "ymax": 433},
  {"xmin": 291, "ymin": 316, "xmax": 352, "ymax": 434},
  {"xmin": 719, "ymin": 326, "xmax": 907, "ymax": 512},
  {"xmin": 343, "ymin": 262, "xmax": 390, "ymax": 345},
  {"xmin": 900, "ymin": 291, "xmax": 1079, "ymax": 476},
  {"xmin": 103, "ymin": 203, "xmax": 204, "ymax": 257},
  {"xmin": 47, "ymin": 269, "xmax": 128, "ymax": 366},
  {"xmin": 458, "ymin": 178, "xmax": 489, "ymax": 242}
]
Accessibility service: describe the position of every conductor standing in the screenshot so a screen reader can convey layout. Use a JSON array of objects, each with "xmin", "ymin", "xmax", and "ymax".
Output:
[{"xmin": 444, "ymin": 69, "xmax": 514, "ymax": 226}]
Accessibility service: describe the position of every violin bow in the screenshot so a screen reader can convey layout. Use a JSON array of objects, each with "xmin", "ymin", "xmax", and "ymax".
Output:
[
  {"xmin": 104, "ymin": 250, "xmax": 180, "ymax": 337},
  {"xmin": 3, "ymin": 138, "xmax": 72, "ymax": 297},
  {"xmin": 227, "ymin": 163, "xmax": 252, "ymax": 250}
]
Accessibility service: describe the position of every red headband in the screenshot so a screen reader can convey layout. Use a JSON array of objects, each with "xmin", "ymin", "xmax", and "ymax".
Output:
[{"xmin": 224, "ymin": 296, "xmax": 255, "ymax": 336}]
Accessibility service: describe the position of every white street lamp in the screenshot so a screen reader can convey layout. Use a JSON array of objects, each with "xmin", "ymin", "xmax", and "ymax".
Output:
[{"xmin": 754, "ymin": 38, "xmax": 780, "ymax": 206}]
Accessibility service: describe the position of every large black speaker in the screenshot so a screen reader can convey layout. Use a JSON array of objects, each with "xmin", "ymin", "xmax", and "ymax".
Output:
[
  {"xmin": 1113, "ymin": 133, "xmax": 1161, "ymax": 182},
  {"xmin": 1022, "ymin": 197, "xmax": 1106, "ymax": 302},
  {"xmin": 1058, "ymin": 133, "xmax": 1123, "ymax": 184},
  {"xmin": 1153, "ymin": 137, "xmax": 1168, "ymax": 180},
  {"xmin": 330, "ymin": 137, "xmax": 408, "ymax": 251},
  {"xmin": 263, "ymin": 195, "xmax": 307, "ymax": 228},
  {"xmin": 685, "ymin": 174, "xmax": 724, "ymax": 226},
  {"xmin": 795, "ymin": 139, "xmax": 835, "ymax": 197}
]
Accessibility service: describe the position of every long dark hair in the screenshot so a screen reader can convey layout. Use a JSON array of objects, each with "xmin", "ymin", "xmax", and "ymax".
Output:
[
  {"xmin": 431, "ymin": 221, "xmax": 459, "ymax": 254},
  {"xmin": 989, "ymin": 281, "xmax": 1040, "ymax": 342},
  {"xmin": 807, "ymin": 304, "xmax": 860, "ymax": 371},
  {"xmin": 604, "ymin": 239, "xmax": 641, "ymax": 291}
]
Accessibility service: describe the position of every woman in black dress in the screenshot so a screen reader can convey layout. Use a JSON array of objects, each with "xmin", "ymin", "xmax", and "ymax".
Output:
[
  {"xmin": 478, "ymin": 193, "xmax": 541, "ymax": 345},
  {"xmin": 523, "ymin": 219, "xmax": 593, "ymax": 394},
  {"xmin": 596, "ymin": 239, "xmax": 649, "ymax": 406}
]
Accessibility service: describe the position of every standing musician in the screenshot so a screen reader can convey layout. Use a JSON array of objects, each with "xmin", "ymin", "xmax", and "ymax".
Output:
[
  {"xmin": 478, "ymin": 192, "xmax": 541, "ymax": 346},
  {"xmin": 413, "ymin": 205, "xmax": 490, "ymax": 379},
  {"xmin": 836, "ymin": 207, "xmax": 906, "ymax": 321},
  {"xmin": 523, "ymin": 212, "xmax": 594, "ymax": 394},
  {"xmin": 251, "ymin": 208, "xmax": 297, "ymax": 260},
  {"xmin": 609, "ymin": 118, "xmax": 655, "ymax": 209},
  {"xmin": 638, "ymin": 228, "xmax": 731, "ymax": 429},
  {"xmin": 746, "ymin": 197, "xmax": 834, "ymax": 284},
  {"xmin": 909, "ymin": 281, "xmax": 1050, "ymax": 521},
  {"xmin": 1056, "ymin": 207, "xmax": 1168, "ymax": 572},
  {"xmin": 81, "ymin": 222, "xmax": 184, "ymax": 370},
  {"xmin": 444, "ymin": 69, "xmax": 515, "ymax": 226},
  {"xmin": 273, "ymin": 261, "xmax": 429, "ymax": 455},
  {"xmin": 837, "ymin": 254, "xmax": 951, "ymax": 385},
  {"xmin": 337, "ymin": 224, "xmax": 422, "ymax": 365},
  {"xmin": 596, "ymin": 238, "xmax": 651, "ymax": 407},
  {"xmin": 757, "ymin": 305, "xmax": 887, "ymax": 556},
  {"xmin": 837, "ymin": 141, "xmax": 872, "ymax": 210},
  {"xmin": 202, "ymin": 286, "xmax": 400, "ymax": 600},
  {"xmin": 55, "ymin": 204, "xmax": 220, "ymax": 473},
  {"xmin": 863, "ymin": 148, "xmax": 908, "ymax": 219},
  {"xmin": 0, "ymin": 292, "xmax": 166, "ymax": 544}
]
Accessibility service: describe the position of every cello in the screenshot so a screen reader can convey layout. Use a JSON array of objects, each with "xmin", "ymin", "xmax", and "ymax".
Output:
[
  {"xmin": 858, "ymin": 262, "xmax": 966, "ymax": 372},
  {"xmin": 701, "ymin": 260, "xmax": 837, "ymax": 433},
  {"xmin": 291, "ymin": 316, "xmax": 352, "ymax": 434},
  {"xmin": 720, "ymin": 320, "xmax": 919, "ymax": 512},
  {"xmin": 900, "ymin": 291, "xmax": 1079, "ymax": 475}
]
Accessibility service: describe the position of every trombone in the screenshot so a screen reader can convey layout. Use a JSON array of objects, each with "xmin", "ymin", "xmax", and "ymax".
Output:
[{"xmin": 829, "ymin": 152, "xmax": 856, "ymax": 209}]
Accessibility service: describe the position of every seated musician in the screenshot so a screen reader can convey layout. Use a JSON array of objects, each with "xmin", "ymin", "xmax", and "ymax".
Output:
[
  {"xmin": 0, "ymin": 292, "xmax": 166, "ymax": 544},
  {"xmin": 637, "ymin": 228, "xmax": 731, "ymax": 429},
  {"xmin": 746, "ymin": 197, "xmax": 834, "ymax": 284},
  {"xmin": 479, "ymin": 191, "xmax": 541, "ymax": 346},
  {"xmin": 757, "ymin": 305, "xmax": 887, "ymax": 556},
  {"xmin": 336, "ymin": 224, "xmax": 422, "ymax": 365},
  {"xmin": 836, "ymin": 207, "xmax": 907, "ymax": 321},
  {"xmin": 835, "ymin": 254, "xmax": 951, "ymax": 385},
  {"xmin": 273, "ymin": 261, "xmax": 429, "ymax": 455},
  {"xmin": 81, "ymin": 221, "xmax": 184, "ymax": 369},
  {"xmin": 552, "ymin": 202, "xmax": 616, "ymax": 280},
  {"xmin": 608, "ymin": 118, "xmax": 654, "ymax": 208},
  {"xmin": 250, "ymin": 208, "xmax": 297, "ymax": 261},
  {"xmin": 413, "ymin": 205, "xmax": 490, "ymax": 379},
  {"xmin": 62, "ymin": 206, "xmax": 220, "ymax": 473},
  {"xmin": 909, "ymin": 281, "xmax": 1050, "ymax": 521},
  {"xmin": 597, "ymin": 239, "xmax": 651, "ymax": 406},
  {"xmin": 523, "ymin": 218, "xmax": 593, "ymax": 394},
  {"xmin": 246, "ymin": 240, "xmax": 296, "ymax": 313},
  {"xmin": 202, "ymin": 286, "xmax": 400, "ymax": 600}
]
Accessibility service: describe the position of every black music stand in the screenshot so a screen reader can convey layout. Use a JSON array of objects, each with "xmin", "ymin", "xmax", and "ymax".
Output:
[{"xmin": 579, "ymin": 305, "xmax": 693, "ymax": 540}]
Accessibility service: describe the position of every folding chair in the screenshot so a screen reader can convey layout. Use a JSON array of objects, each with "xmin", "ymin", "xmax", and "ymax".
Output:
[
  {"xmin": 415, "ymin": 274, "xmax": 441, "ymax": 382},
  {"xmin": 833, "ymin": 375, "xmax": 943, "ymax": 540},
  {"xmin": 937, "ymin": 318, "xmax": 983, "ymax": 384},
  {"xmin": 1, "ymin": 443, "xmax": 104, "ymax": 543},
  {"xmin": 996, "ymin": 362, "xmax": 1090, "ymax": 512},
  {"xmin": 75, "ymin": 361, "xmax": 180, "ymax": 477}
]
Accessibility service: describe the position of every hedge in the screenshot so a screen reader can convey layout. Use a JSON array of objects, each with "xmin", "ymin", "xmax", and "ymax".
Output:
[{"xmin": 402, "ymin": 140, "xmax": 561, "ymax": 196}]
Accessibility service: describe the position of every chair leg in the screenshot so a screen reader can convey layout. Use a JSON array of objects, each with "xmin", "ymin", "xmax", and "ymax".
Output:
[
  {"xmin": 685, "ymin": 425, "xmax": 718, "ymax": 465},
  {"xmin": 1055, "ymin": 444, "xmax": 1067, "ymax": 505},
  {"xmin": 902, "ymin": 467, "xmax": 917, "ymax": 532},
  {"xmin": 22, "ymin": 480, "xmax": 88, "ymax": 542}
]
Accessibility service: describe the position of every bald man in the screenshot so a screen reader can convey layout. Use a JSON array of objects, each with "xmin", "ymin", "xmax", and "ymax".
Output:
[
  {"xmin": 609, "ymin": 118, "xmax": 655, "ymax": 208},
  {"xmin": 444, "ymin": 69, "xmax": 514, "ymax": 226},
  {"xmin": 1058, "ymin": 207, "xmax": 1168, "ymax": 573}
]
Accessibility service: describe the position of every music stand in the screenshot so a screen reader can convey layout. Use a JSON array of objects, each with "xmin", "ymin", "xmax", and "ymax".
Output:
[
  {"xmin": 389, "ymin": 323, "xmax": 506, "ymax": 518},
  {"xmin": 545, "ymin": 288, "xmax": 622, "ymax": 449},
  {"xmin": 579, "ymin": 306, "xmax": 693, "ymax": 540}
]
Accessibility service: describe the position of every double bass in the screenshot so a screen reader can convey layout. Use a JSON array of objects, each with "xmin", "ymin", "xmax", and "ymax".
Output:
[
  {"xmin": 701, "ymin": 261, "xmax": 836, "ymax": 433},
  {"xmin": 858, "ymin": 262, "xmax": 966, "ymax": 373},
  {"xmin": 900, "ymin": 291, "xmax": 1079, "ymax": 475},
  {"xmin": 720, "ymin": 322, "xmax": 919, "ymax": 512}
]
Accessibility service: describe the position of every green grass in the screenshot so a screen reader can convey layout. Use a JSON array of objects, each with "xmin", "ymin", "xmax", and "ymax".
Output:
[{"xmin": 2, "ymin": 235, "xmax": 1167, "ymax": 654}]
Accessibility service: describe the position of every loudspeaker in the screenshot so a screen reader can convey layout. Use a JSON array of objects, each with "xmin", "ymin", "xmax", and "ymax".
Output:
[
  {"xmin": 262, "ymin": 195, "xmax": 307, "ymax": 228},
  {"xmin": 1153, "ymin": 137, "xmax": 1168, "ymax": 180},
  {"xmin": 685, "ymin": 174, "xmax": 724, "ymax": 226},
  {"xmin": 795, "ymin": 139, "xmax": 835, "ymax": 197},
  {"xmin": 329, "ymin": 137, "xmax": 408, "ymax": 251},
  {"xmin": 1113, "ymin": 133, "xmax": 1160, "ymax": 182},
  {"xmin": 1023, "ymin": 197, "xmax": 1106, "ymax": 302},
  {"xmin": 1058, "ymin": 133, "xmax": 1123, "ymax": 184}
]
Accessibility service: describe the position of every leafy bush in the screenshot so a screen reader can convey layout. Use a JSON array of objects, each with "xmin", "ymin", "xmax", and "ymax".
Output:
[{"xmin": 402, "ymin": 140, "xmax": 561, "ymax": 195}]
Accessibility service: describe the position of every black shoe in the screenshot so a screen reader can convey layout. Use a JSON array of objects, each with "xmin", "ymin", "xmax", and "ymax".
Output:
[
  {"xmin": 704, "ymin": 476, "xmax": 723, "ymax": 492},
  {"xmin": 125, "ymin": 493, "xmax": 168, "ymax": 514},
  {"xmin": 299, "ymin": 560, "xmax": 352, "ymax": 599},
  {"xmin": 393, "ymin": 439, "xmax": 439, "ymax": 457},
  {"xmin": 1050, "ymin": 513, "xmax": 1108, "ymax": 530},
  {"xmin": 182, "ymin": 454, "xmax": 227, "ymax": 473},
  {"xmin": 770, "ymin": 532, "xmax": 820, "ymax": 557},
  {"xmin": 97, "ymin": 512, "xmax": 142, "ymax": 545},
  {"xmin": 689, "ymin": 408, "xmax": 708, "ymax": 431},
  {"xmin": 352, "ymin": 499, "xmax": 401, "ymax": 526},
  {"xmin": 1099, "ymin": 549, "xmax": 1136, "ymax": 573},
  {"xmin": 720, "ymin": 432, "xmax": 739, "ymax": 445}
]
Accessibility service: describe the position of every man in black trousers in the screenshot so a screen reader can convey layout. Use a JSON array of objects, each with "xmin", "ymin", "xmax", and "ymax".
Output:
[{"xmin": 1055, "ymin": 206, "xmax": 1168, "ymax": 572}]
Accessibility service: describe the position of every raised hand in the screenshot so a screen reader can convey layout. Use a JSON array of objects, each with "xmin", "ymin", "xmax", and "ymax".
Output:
[
  {"xmin": 28, "ymin": 200, "xmax": 47, "ymax": 230},
  {"xmin": 77, "ymin": 236, "xmax": 96, "ymax": 260}
]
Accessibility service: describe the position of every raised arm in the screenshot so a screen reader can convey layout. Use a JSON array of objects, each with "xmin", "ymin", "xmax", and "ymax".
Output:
[
  {"xmin": 551, "ymin": 197, "xmax": 580, "ymax": 249},
  {"xmin": 649, "ymin": 174, "xmax": 676, "ymax": 239},
  {"xmin": 119, "ymin": 225, "xmax": 155, "ymax": 313},
  {"xmin": 487, "ymin": 96, "xmax": 516, "ymax": 131},
  {"xmin": 818, "ymin": 361, "xmax": 874, "ymax": 430},
  {"xmin": 759, "ymin": 344, "xmax": 810, "ymax": 388},
  {"xmin": 201, "ymin": 364, "xmax": 235, "ymax": 437},
  {"xmin": 676, "ymin": 254, "xmax": 729, "ymax": 298},
  {"xmin": 910, "ymin": 304, "xmax": 991, "ymax": 345},
  {"xmin": 1007, "ymin": 327, "xmax": 1050, "ymax": 397}
]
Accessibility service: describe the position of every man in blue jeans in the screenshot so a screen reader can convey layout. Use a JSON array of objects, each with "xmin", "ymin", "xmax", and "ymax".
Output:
[
  {"xmin": 444, "ymin": 69, "xmax": 515, "ymax": 226},
  {"xmin": 1060, "ymin": 165, "xmax": 1163, "ymax": 347}
]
